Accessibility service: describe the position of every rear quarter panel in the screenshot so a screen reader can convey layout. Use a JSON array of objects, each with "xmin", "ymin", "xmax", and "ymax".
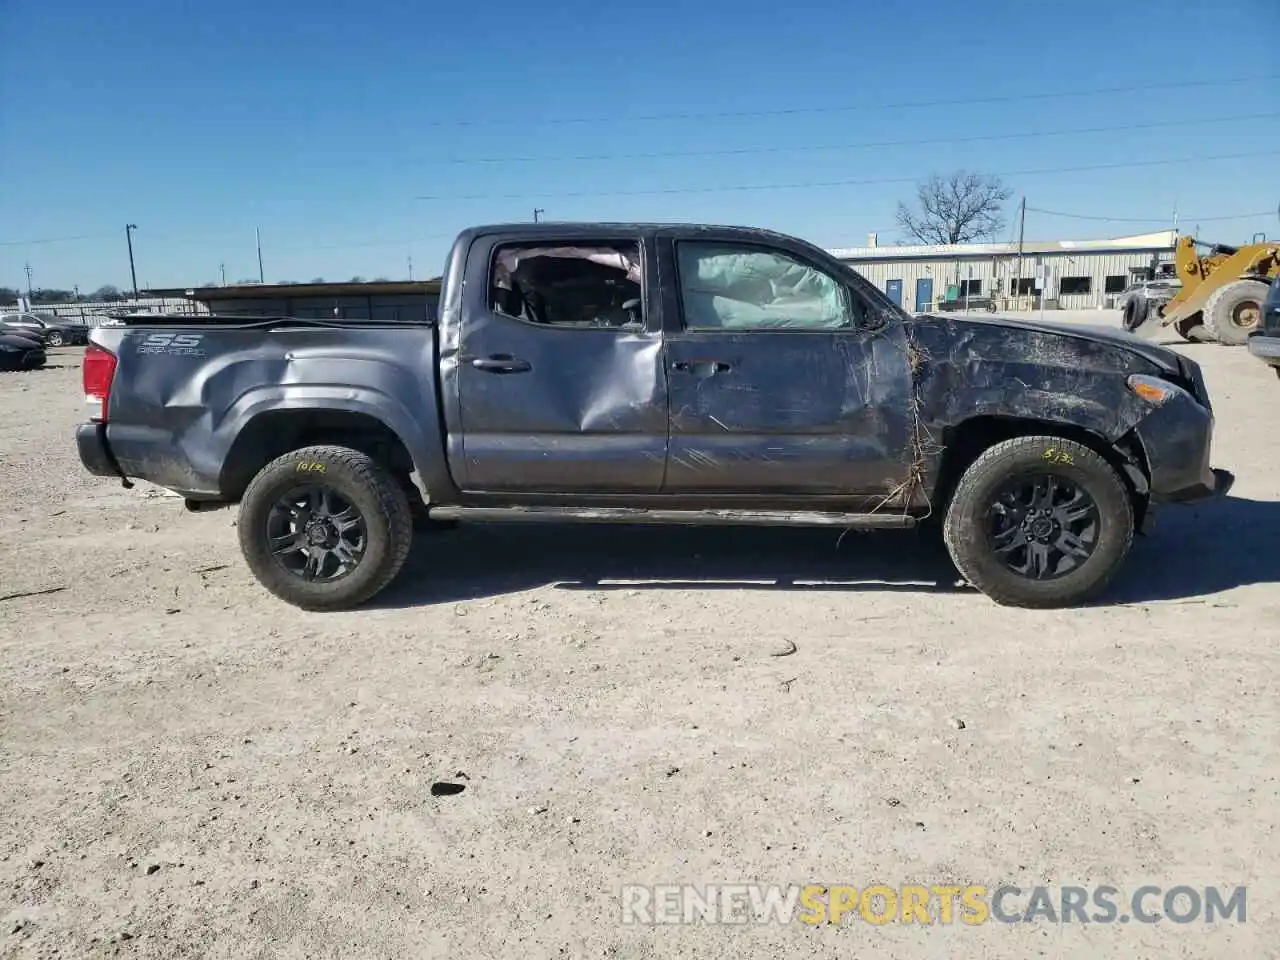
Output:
[{"xmin": 90, "ymin": 325, "xmax": 452, "ymax": 499}]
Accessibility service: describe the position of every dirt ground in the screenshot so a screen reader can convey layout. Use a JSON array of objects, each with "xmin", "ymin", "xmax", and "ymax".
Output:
[{"xmin": 2, "ymin": 316, "xmax": 1278, "ymax": 959}]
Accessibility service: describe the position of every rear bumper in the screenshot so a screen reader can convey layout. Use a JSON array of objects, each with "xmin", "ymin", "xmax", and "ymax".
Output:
[
  {"xmin": 76, "ymin": 422, "xmax": 131, "ymax": 483},
  {"xmin": 75, "ymin": 421, "xmax": 222, "ymax": 497},
  {"xmin": 1247, "ymin": 333, "xmax": 1280, "ymax": 367}
]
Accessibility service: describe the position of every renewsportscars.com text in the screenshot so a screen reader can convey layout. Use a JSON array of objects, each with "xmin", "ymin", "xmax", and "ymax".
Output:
[{"xmin": 620, "ymin": 883, "xmax": 1247, "ymax": 926}]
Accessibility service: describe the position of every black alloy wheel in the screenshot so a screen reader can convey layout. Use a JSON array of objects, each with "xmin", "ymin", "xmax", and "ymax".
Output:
[
  {"xmin": 987, "ymin": 473, "xmax": 1100, "ymax": 581},
  {"xmin": 267, "ymin": 484, "xmax": 368, "ymax": 582}
]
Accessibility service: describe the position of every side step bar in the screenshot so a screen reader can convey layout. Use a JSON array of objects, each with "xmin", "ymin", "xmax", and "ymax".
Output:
[{"xmin": 426, "ymin": 505, "xmax": 916, "ymax": 529}]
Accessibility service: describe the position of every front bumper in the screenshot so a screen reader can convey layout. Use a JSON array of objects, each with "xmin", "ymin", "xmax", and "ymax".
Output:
[
  {"xmin": 1247, "ymin": 333, "xmax": 1280, "ymax": 367},
  {"xmin": 1131, "ymin": 382, "xmax": 1232, "ymax": 506}
]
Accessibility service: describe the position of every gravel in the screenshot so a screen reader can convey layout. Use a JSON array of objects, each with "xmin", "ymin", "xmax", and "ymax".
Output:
[{"xmin": 2, "ymin": 327, "xmax": 1278, "ymax": 958}]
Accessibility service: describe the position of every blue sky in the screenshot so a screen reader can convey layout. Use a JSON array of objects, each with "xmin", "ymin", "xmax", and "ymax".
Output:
[{"xmin": 1, "ymin": 0, "xmax": 1277, "ymax": 291}]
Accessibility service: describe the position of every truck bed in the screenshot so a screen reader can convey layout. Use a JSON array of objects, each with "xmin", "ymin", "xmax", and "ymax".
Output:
[{"xmin": 82, "ymin": 317, "xmax": 441, "ymax": 499}]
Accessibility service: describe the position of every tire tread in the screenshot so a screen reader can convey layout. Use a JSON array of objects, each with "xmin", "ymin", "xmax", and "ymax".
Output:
[
  {"xmin": 238, "ymin": 444, "xmax": 413, "ymax": 610},
  {"xmin": 942, "ymin": 435, "xmax": 1134, "ymax": 609}
]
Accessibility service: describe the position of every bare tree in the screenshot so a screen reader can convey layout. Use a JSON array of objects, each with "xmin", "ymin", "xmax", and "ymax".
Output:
[{"xmin": 895, "ymin": 172, "xmax": 1012, "ymax": 245}]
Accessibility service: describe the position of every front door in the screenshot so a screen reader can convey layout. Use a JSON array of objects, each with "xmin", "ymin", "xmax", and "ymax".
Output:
[
  {"xmin": 914, "ymin": 277, "xmax": 934, "ymax": 312},
  {"xmin": 447, "ymin": 233, "xmax": 669, "ymax": 493},
  {"xmin": 658, "ymin": 236, "xmax": 915, "ymax": 498},
  {"xmin": 885, "ymin": 279, "xmax": 903, "ymax": 307}
]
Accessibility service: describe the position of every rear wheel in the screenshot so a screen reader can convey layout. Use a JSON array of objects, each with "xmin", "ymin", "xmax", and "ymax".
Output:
[
  {"xmin": 238, "ymin": 445, "xmax": 413, "ymax": 610},
  {"xmin": 943, "ymin": 436, "xmax": 1134, "ymax": 608},
  {"xmin": 1202, "ymin": 279, "xmax": 1268, "ymax": 346}
]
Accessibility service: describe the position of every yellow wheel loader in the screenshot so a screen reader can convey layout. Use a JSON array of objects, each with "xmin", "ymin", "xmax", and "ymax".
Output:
[{"xmin": 1133, "ymin": 235, "xmax": 1280, "ymax": 345}]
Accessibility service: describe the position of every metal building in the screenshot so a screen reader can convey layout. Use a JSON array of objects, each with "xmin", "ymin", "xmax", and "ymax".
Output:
[{"xmin": 827, "ymin": 230, "xmax": 1177, "ymax": 313}]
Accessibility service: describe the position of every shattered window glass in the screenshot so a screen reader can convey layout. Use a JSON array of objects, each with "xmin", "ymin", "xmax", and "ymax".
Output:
[
  {"xmin": 489, "ymin": 243, "xmax": 644, "ymax": 329},
  {"xmin": 675, "ymin": 242, "xmax": 853, "ymax": 331}
]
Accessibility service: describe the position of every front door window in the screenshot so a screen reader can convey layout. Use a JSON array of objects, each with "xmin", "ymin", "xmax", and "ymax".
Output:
[{"xmin": 675, "ymin": 242, "xmax": 856, "ymax": 331}]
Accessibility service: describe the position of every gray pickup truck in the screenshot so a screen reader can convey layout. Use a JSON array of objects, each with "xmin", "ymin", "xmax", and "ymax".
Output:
[{"xmin": 76, "ymin": 222, "xmax": 1232, "ymax": 610}]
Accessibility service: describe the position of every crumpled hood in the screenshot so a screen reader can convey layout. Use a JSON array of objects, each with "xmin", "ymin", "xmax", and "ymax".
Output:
[{"xmin": 925, "ymin": 312, "xmax": 1184, "ymax": 376}]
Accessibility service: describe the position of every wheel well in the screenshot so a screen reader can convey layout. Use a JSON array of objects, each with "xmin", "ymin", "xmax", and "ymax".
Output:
[
  {"xmin": 930, "ymin": 415, "xmax": 1149, "ymax": 522},
  {"xmin": 220, "ymin": 410, "xmax": 416, "ymax": 501}
]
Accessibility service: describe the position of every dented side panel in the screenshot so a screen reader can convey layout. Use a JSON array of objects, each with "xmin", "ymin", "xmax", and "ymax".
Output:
[
  {"xmin": 440, "ymin": 229, "xmax": 669, "ymax": 493},
  {"xmin": 907, "ymin": 313, "xmax": 1174, "ymax": 495},
  {"xmin": 89, "ymin": 324, "xmax": 449, "ymax": 498},
  {"xmin": 662, "ymin": 325, "xmax": 916, "ymax": 496}
]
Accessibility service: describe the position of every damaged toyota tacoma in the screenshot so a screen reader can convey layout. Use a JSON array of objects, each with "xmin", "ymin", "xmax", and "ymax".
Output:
[{"xmin": 75, "ymin": 223, "xmax": 1233, "ymax": 610}]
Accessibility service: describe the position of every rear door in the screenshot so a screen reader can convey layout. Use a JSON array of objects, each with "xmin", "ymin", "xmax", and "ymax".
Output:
[
  {"xmin": 445, "ymin": 230, "xmax": 669, "ymax": 494},
  {"xmin": 656, "ymin": 231, "xmax": 915, "ymax": 499}
]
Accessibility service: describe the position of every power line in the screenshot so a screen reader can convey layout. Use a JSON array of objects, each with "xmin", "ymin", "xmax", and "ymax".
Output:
[
  {"xmin": 420, "ymin": 75, "xmax": 1278, "ymax": 128},
  {"xmin": 432, "ymin": 112, "xmax": 1279, "ymax": 165},
  {"xmin": 1027, "ymin": 206, "xmax": 1274, "ymax": 224},
  {"xmin": 312, "ymin": 231, "xmax": 459, "ymax": 250},
  {"xmin": 0, "ymin": 231, "xmax": 117, "ymax": 247},
  {"xmin": 415, "ymin": 149, "xmax": 1280, "ymax": 202}
]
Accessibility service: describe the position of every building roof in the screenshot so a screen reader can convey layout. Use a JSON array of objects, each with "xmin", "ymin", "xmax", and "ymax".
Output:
[
  {"xmin": 145, "ymin": 280, "xmax": 442, "ymax": 300},
  {"xmin": 827, "ymin": 230, "xmax": 1177, "ymax": 262}
]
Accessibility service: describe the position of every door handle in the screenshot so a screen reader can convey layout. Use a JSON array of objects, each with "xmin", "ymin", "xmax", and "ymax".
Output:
[
  {"xmin": 471, "ymin": 355, "xmax": 532, "ymax": 373},
  {"xmin": 672, "ymin": 359, "xmax": 731, "ymax": 376}
]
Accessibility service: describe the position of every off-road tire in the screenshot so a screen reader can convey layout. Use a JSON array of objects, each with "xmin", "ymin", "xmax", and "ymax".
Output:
[
  {"xmin": 1175, "ymin": 313, "xmax": 1209, "ymax": 343},
  {"xmin": 1202, "ymin": 279, "xmax": 1269, "ymax": 346},
  {"xmin": 1122, "ymin": 296, "xmax": 1147, "ymax": 332},
  {"xmin": 943, "ymin": 436, "xmax": 1134, "ymax": 608},
  {"xmin": 238, "ymin": 445, "xmax": 413, "ymax": 611}
]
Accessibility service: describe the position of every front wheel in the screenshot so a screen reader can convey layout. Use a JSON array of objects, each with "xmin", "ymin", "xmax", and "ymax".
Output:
[
  {"xmin": 46, "ymin": 331, "xmax": 64, "ymax": 347},
  {"xmin": 237, "ymin": 445, "xmax": 414, "ymax": 610},
  {"xmin": 943, "ymin": 436, "xmax": 1134, "ymax": 608}
]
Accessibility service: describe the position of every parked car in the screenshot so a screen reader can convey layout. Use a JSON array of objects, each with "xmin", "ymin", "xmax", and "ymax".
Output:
[
  {"xmin": 75, "ymin": 222, "xmax": 1232, "ymax": 611},
  {"xmin": 0, "ymin": 331, "xmax": 47, "ymax": 371},
  {"xmin": 1246, "ymin": 275, "xmax": 1280, "ymax": 379},
  {"xmin": 1118, "ymin": 278, "xmax": 1181, "ymax": 331},
  {"xmin": 0, "ymin": 312, "xmax": 89, "ymax": 347}
]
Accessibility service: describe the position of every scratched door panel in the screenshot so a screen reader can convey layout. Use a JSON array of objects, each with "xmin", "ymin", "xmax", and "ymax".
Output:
[
  {"xmin": 456, "ymin": 313, "xmax": 668, "ymax": 493},
  {"xmin": 663, "ymin": 329, "xmax": 915, "ymax": 495}
]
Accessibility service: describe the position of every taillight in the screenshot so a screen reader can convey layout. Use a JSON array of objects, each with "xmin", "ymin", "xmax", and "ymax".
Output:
[{"xmin": 83, "ymin": 344, "xmax": 117, "ymax": 423}]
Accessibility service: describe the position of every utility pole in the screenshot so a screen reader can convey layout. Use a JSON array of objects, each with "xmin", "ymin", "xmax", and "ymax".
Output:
[
  {"xmin": 533, "ymin": 208, "xmax": 544, "ymax": 223},
  {"xmin": 125, "ymin": 224, "xmax": 139, "ymax": 298},
  {"xmin": 1014, "ymin": 197, "xmax": 1026, "ymax": 304},
  {"xmin": 24, "ymin": 263, "xmax": 33, "ymax": 300},
  {"xmin": 219, "ymin": 262, "xmax": 226, "ymax": 286},
  {"xmin": 256, "ymin": 227, "xmax": 264, "ymax": 283},
  {"xmin": 407, "ymin": 254, "xmax": 414, "ymax": 281}
]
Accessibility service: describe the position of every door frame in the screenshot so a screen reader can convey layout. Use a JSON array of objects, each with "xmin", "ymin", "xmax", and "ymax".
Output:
[
  {"xmin": 651, "ymin": 228, "xmax": 916, "ymax": 504},
  {"xmin": 438, "ymin": 226, "xmax": 670, "ymax": 496},
  {"xmin": 914, "ymin": 276, "xmax": 934, "ymax": 312}
]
